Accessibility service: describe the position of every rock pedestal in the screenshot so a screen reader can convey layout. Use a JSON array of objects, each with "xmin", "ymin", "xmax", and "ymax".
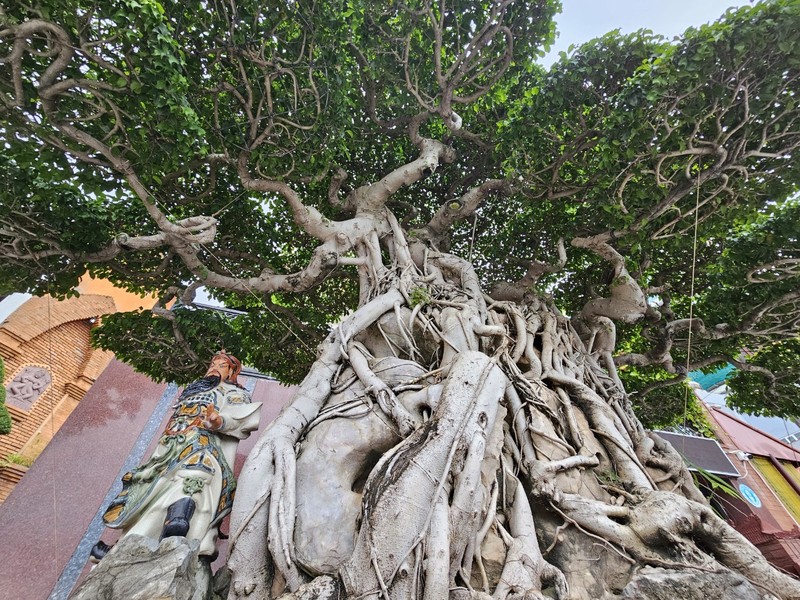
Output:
[
  {"xmin": 621, "ymin": 567, "xmax": 770, "ymax": 600},
  {"xmin": 70, "ymin": 535, "xmax": 213, "ymax": 600}
]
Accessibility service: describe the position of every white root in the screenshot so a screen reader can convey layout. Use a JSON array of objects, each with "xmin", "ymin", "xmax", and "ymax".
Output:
[
  {"xmin": 493, "ymin": 477, "xmax": 568, "ymax": 600},
  {"xmin": 545, "ymin": 371, "xmax": 653, "ymax": 489},
  {"xmin": 450, "ymin": 434, "xmax": 489, "ymax": 582},
  {"xmin": 423, "ymin": 491, "xmax": 451, "ymax": 600},
  {"xmin": 229, "ymin": 290, "xmax": 404, "ymax": 596},
  {"xmin": 340, "ymin": 352, "xmax": 504, "ymax": 598},
  {"xmin": 557, "ymin": 490, "xmax": 800, "ymax": 600},
  {"xmin": 226, "ymin": 235, "xmax": 800, "ymax": 600},
  {"xmin": 348, "ymin": 340, "xmax": 417, "ymax": 436}
]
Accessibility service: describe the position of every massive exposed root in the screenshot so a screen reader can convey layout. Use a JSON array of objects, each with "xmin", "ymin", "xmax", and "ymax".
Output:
[
  {"xmin": 340, "ymin": 351, "xmax": 504, "ymax": 598},
  {"xmin": 227, "ymin": 239, "xmax": 800, "ymax": 600}
]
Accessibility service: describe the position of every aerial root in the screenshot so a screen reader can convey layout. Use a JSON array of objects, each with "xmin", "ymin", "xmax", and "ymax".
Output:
[
  {"xmin": 348, "ymin": 340, "xmax": 417, "ymax": 435},
  {"xmin": 227, "ymin": 276, "xmax": 794, "ymax": 600},
  {"xmin": 423, "ymin": 491, "xmax": 451, "ymax": 600},
  {"xmin": 493, "ymin": 477, "xmax": 569, "ymax": 600},
  {"xmin": 551, "ymin": 489, "xmax": 800, "ymax": 600},
  {"xmin": 267, "ymin": 440, "xmax": 306, "ymax": 591}
]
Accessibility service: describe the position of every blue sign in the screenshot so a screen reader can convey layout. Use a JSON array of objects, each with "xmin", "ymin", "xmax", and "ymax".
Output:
[{"xmin": 739, "ymin": 483, "xmax": 762, "ymax": 508}]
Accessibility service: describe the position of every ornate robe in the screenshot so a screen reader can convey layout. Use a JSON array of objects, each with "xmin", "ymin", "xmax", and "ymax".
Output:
[{"xmin": 103, "ymin": 380, "xmax": 261, "ymax": 555}]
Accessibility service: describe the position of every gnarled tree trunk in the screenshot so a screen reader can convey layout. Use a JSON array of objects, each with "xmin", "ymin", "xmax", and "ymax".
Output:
[{"xmin": 225, "ymin": 213, "xmax": 800, "ymax": 600}]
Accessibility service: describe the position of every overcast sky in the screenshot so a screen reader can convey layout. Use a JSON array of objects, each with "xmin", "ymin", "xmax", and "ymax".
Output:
[{"xmin": 542, "ymin": 0, "xmax": 752, "ymax": 65}]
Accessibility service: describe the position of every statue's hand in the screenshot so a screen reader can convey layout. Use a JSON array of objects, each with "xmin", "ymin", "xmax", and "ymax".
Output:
[{"xmin": 203, "ymin": 406, "xmax": 224, "ymax": 430}]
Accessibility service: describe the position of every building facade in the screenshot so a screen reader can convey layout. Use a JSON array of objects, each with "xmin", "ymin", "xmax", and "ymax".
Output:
[
  {"xmin": 0, "ymin": 277, "xmax": 160, "ymax": 502},
  {"xmin": 0, "ymin": 294, "xmax": 117, "ymax": 501},
  {"xmin": 660, "ymin": 400, "xmax": 800, "ymax": 577},
  {"xmin": 705, "ymin": 404, "xmax": 800, "ymax": 575}
]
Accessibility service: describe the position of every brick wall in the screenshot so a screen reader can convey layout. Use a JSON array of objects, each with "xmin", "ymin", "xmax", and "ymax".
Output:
[
  {"xmin": 0, "ymin": 464, "xmax": 26, "ymax": 501},
  {"xmin": 755, "ymin": 538, "xmax": 800, "ymax": 576},
  {"xmin": 0, "ymin": 295, "xmax": 116, "ymax": 502}
]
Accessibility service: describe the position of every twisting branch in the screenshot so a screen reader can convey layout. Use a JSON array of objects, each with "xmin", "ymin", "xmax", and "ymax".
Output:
[
  {"xmin": 747, "ymin": 257, "xmax": 800, "ymax": 283},
  {"xmin": 413, "ymin": 179, "xmax": 511, "ymax": 249},
  {"xmin": 347, "ymin": 114, "xmax": 456, "ymax": 214},
  {"xmin": 1, "ymin": 20, "xmax": 223, "ymax": 242},
  {"xmin": 633, "ymin": 374, "xmax": 687, "ymax": 398},
  {"xmin": 348, "ymin": 41, "xmax": 414, "ymax": 132},
  {"xmin": 151, "ymin": 290, "xmax": 200, "ymax": 363},
  {"xmin": 490, "ymin": 239, "xmax": 567, "ymax": 302},
  {"xmin": 237, "ymin": 151, "xmax": 335, "ymax": 242},
  {"xmin": 628, "ymin": 351, "xmax": 778, "ymax": 398},
  {"xmin": 708, "ymin": 290, "xmax": 800, "ymax": 339},
  {"xmin": 327, "ymin": 167, "xmax": 350, "ymax": 210},
  {"xmin": 435, "ymin": 0, "xmax": 516, "ymax": 117},
  {"xmin": 616, "ymin": 288, "xmax": 800, "ymax": 377},
  {"xmin": 572, "ymin": 236, "xmax": 650, "ymax": 325},
  {"xmin": 0, "ymin": 219, "xmax": 196, "ymax": 263}
]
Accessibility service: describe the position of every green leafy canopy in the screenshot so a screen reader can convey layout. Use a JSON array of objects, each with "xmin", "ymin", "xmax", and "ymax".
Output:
[{"xmin": 1, "ymin": 0, "xmax": 798, "ymax": 422}]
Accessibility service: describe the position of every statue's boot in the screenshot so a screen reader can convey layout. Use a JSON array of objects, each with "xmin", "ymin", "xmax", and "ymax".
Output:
[
  {"xmin": 89, "ymin": 540, "xmax": 112, "ymax": 563},
  {"xmin": 161, "ymin": 497, "xmax": 196, "ymax": 539}
]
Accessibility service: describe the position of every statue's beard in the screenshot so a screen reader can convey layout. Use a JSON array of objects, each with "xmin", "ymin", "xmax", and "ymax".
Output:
[{"xmin": 179, "ymin": 374, "xmax": 221, "ymax": 400}]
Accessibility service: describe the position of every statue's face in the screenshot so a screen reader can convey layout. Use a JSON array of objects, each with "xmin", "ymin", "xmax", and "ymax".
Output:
[{"xmin": 206, "ymin": 355, "xmax": 234, "ymax": 381}]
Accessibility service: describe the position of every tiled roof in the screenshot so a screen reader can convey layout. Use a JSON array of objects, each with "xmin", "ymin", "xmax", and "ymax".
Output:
[{"xmin": 707, "ymin": 406, "xmax": 800, "ymax": 463}]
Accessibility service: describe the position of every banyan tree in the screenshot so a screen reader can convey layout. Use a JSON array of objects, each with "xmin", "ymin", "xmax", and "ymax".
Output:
[{"xmin": 2, "ymin": 1, "xmax": 800, "ymax": 598}]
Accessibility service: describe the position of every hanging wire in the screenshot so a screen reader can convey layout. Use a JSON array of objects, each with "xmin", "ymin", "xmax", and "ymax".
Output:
[
  {"xmin": 196, "ymin": 239, "xmax": 314, "ymax": 354},
  {"xmin": 682, "ymin": 161, "xmax": 703, "ymax": 433},
  {"xmin": 468, "ymin": 212, "xmax": 478, "ymax": 263}
]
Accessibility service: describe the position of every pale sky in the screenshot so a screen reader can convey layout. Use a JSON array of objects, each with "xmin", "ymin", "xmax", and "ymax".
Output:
[{"xmin": 543, "ymin": 0, "xmax": 752, "ymax": 65}]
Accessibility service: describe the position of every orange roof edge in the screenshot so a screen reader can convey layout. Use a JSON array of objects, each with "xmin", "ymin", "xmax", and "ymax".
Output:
[{"xmin": 76, "ymin": 274, "xmax": 158, "ymax": 312}]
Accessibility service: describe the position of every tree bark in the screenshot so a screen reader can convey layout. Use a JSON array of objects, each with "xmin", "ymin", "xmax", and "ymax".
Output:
[{"xmin": 225, "ymin": 212, "xmax": 800, "ymax": 600}]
